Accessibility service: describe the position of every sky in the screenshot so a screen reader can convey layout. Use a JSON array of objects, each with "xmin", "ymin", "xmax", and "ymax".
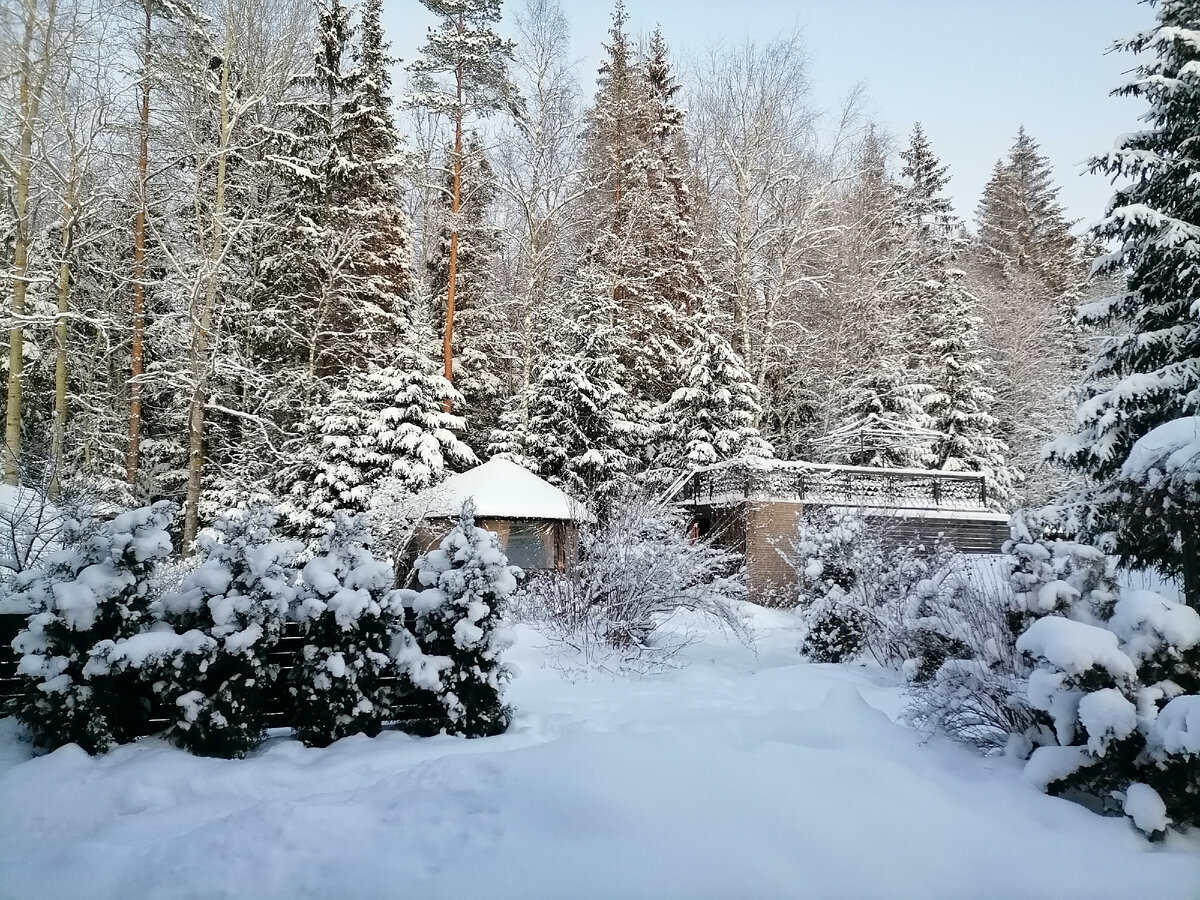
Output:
[{"xmin": 383, "ymin": 0, "xmax": 1151, "ymax": 229}]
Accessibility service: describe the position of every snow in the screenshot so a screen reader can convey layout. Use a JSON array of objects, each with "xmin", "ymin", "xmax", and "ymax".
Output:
[
  {"xmin": 1120, "ymin": 416, "xmax": 1200, "ymax": 486},
  {"xmin": 1016, "ymin": 616, "xmax": 1137, "ymax": 680},
  {"xmin": 1077, "ymin": 688, "xmax": 1138, "ymax": 755},
  {"xmin": 1150, "ymin": 694, "xmax": 1200, "ymax": 756},
  {"xmin": 1108, "ymin": 590, "xmax": 1200, "ymax": 665},
  {"xmin": 413, "ymin": 457, "xmax": 593, "ymax": 522},
  {"xmin": 1124, "ymin": 784, "xmax": 1171, "ymax": 836},
  {"xmin": 1, "ymin": 605, "xmax": 1196, "ymax": 899}
]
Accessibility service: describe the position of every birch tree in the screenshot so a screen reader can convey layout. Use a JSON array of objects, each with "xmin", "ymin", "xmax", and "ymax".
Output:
[{"xmin": 0, "ymin": 0, "xmax": 67, "ymax": 484}]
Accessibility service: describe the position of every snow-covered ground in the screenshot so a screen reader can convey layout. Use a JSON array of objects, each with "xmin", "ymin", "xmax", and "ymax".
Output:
[{"xmin": 1, "ymin": 605, "xmax": 1197, "ymax": 900}]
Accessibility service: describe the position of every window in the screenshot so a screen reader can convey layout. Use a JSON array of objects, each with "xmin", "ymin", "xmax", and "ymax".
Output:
[{"xmin": 502, "ymin": 521, "xmax": 552, "ymax": 571}]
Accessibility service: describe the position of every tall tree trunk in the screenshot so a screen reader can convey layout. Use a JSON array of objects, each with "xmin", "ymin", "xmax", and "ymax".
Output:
[
  {"xmin": 441, "ymin": 17, "xmax": 464, "ymax": 411},
  {"xmin": 128, "ymin": 1, "xmax": 151, "ymax": 486},
  {"xmin": 5, "ymin": 0, "xmax": 57, "ymax": 486},
  {"xmin": 50, "ymin": 187, "xmax": 76, "ymax": 498},
  {"xmin": 183, "ymin": 18, "xmax": 233, "ymax": 552}
]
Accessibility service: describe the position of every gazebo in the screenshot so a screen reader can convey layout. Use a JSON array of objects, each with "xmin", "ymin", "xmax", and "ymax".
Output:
[{"xmin": 411, "ymin": 458, "xmax": 592, "ymax": 572}]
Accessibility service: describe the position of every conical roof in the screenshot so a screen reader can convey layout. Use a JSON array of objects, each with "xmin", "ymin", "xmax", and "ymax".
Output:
[{"xmin": 414, "ymin": 458, "xmax": 593, "ymax": 522}]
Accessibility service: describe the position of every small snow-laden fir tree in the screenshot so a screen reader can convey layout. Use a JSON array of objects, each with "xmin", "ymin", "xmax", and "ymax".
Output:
[
  {"xmin": 489, "ymin": 314, "xmax": 637, "ymax": 507},
  {"xmin": 647, "ymin": 323, "xmax": 774, "ymax": 485},
  {"xmin": 1048, "ymin": 4, "xmax": 1200, "ymax": 609},
  {"xmin": 277, "ymin": 345, "xmax": 477, "ymax": 541},
  {"xmin": 289, "ymin": 513, "xmax": 422, "ymax": 747},
  {"xmin": 410, "ymin": 501, "xmax": 519, "ymax": 737},
  {"xmin": 1015, "ymin": 589, "xmax": 1200, "ymax": 837},
  {"xmin": 124, "ymin": 508, "xmax": 302, "ymax": 758},
  {"xmin": 11, "ymin": 501, "xmax": 177, "ymax": 754},
  {"xmin": 1003, "ymin": 507, "xmax": 1119, "ymax": 635},
  {"xmin": 788, "ymin": 509, "xmax": 879, "ymax": 662},
  {"xmin": 923, "ymin": 277, "xmax": 1018, "ymax": 508}
]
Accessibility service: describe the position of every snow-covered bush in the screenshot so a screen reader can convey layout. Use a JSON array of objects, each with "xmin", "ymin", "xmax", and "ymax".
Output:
[
  {"xmin": 517, "ymin": 495, "xmax": 747, "ymax": 672},
  {"xmin": 1017, "ymin": 590, "xmax": 1200, "ymax": 836},
  {"xmin": 1005, "ymin": 508, "xmax": 1118, "ymax": 633},
  {"xmin": 11, "ymin": 502, "xmax": 176, "ymax": 754},
  {"xmin": 787, "ymin": 510, "xmax": 876, "ymax": 663},
  {"xmin": 119, "ymin": 509, "xmax": 301, "ymax": 758},
  {"xmin": 409, "ymin": 502, "xmax": 518, "ymax": 737},
  {"xmin": 0, "ymin": 484, "xmax": 66, "ymax": 592},
  {"xmin": 901, "ymin": 551, "xmax": 1043, "ymax": 753},
  {"xmin": 289, "ymin": 514, "xmax": 423, "ymax": 747}
]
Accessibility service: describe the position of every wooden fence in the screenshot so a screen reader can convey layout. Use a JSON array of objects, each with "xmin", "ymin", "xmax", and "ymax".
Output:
[{"xmin": 0, "ymin": 612, "xmax": 439, "ymax": 734}]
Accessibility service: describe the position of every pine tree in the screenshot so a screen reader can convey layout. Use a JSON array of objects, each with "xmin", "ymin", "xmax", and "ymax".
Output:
[
  {"xmin": 1048, "ymin": 1, "xmax": 1200, "ymax": 608},
  {"xmin": 427, "ymin": 133, "xmax": 507, "ymax": 444},
  {"xmin": 411, "ymin": 501, "xmax": 518, "ymax": 737},
  {"xmin": 150, "ymin": 508, "xmax": 300, "ymax": 757},
  {"xmin": 408, "ymin": 0, "xmax": 516, "ymax": 397},
  {"xmin": 289, "ymin": 513, "xmax": 417, "ymax": 747},
  {"xmin": 278, "ymin": 345, "xmax": 477, "ymax": 539},
  {"xmin": 11, "ymin": 501, "xmax": 177, "ymax": 754},
  {"xmin": 649, "ymin": 324, "xmax": 773, "ymax": 480}
]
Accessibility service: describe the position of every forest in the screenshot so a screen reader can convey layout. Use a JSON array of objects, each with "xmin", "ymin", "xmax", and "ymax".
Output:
[{"xmin": 0, "ymin": 0, "xmax": 1094, "ymax": 548}]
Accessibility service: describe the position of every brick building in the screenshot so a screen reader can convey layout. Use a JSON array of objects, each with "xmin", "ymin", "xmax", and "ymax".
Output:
[{"xmin": 671, "ymin": 458, "xmax": 1010, "ymax": 602}]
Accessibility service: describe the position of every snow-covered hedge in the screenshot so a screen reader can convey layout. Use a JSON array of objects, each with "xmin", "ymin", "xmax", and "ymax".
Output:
[
  {"xmin": 289, "ymin": 514, "xmax": 425, "ymax": 747},
  {"xmin": 11, "ymin": 502, "xmax": 177, "ymax": 754},
  {"xmin": 407, "ymin": 501, "xmax": 518, "ymax": 737},
  {"xmin": 8, "ymin": 501, "xmax": 518, "ymax": 757}
]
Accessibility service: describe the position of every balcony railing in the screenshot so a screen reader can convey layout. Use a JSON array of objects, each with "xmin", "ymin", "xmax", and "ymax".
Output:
[{"xmin": 680, "ymin": 459, "xmax": 990, "ymax": 511}]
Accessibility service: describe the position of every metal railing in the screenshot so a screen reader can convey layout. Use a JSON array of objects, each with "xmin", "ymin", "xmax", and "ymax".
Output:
[{"xmin": 682, "ymin": 460, "xmax": 989, "ymax": 511}]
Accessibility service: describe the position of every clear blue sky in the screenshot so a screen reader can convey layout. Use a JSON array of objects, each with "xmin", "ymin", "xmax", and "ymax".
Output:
[{"xmin": 383, "ymin": 0, "xmax": 1150, "ymax": 229}]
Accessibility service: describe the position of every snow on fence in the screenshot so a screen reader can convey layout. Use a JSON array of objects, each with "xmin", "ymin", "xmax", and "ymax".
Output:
[
  {"xmin": 0, "ymin": 612, "xmax": 440, "ymax": 732},
  {"xmin": 680, "ymin": 459, "xmax": 992, "ymax": 511}
]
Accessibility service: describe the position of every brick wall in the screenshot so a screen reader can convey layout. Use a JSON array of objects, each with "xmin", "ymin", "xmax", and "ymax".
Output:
[{"xmin": 744, "ymin": 500, "xmax": 805, "ymax": 603}]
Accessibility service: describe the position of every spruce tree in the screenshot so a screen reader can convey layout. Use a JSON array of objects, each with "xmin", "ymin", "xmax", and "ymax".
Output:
[
  {"xmin": 1048, "ymin": 0, "xmax": 1200, "ymax": 607},
  {"xmin": 411, "ymin": 501, "xmax": 518, "ymax": 737},
  {"xmin": 290, "ymin": 513, "xmax": 415, "ymax": 747},
  {"xmin": 489, "ymin": 307, "xmax": 637, "ymax": 504},
  {"xmin": 12, "ymin": 502, "xmax": 177, "ymax": 754},
  {"xmin": 262, "ymin": 0, "xmax": 413, "ymax": 383},
  {"xmin": 582, "ymin": 11, "xmax": 705, "ymax": 410},
  {"xmin": 976, "ymin": 127, "xmax": 1078, "ymax": 298},
  {"xmin": 923, "ymin": 278, "xmax": 1018, "ymax": 508},
  {"xmin": 834, "ymin": 359, "xmax": 934, "ymax": 469},
  {"xmin": 649, "ymin": 324, "xmax": 774, "ymax": 479},
  {"xmin": 278, "ymin": 345, "xmax": 477, "ymax": 539}
]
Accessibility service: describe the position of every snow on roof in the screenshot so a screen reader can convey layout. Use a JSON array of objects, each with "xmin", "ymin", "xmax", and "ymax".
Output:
[{"xmin": 415, "ymin": 458, "xmax": 593, "ymax": 522}]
